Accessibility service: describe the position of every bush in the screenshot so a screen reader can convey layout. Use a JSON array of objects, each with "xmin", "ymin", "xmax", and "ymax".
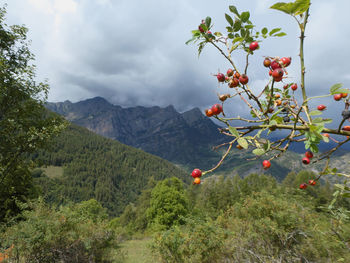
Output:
[{"xmin": 0, "ymin": 199, "xmax": 124, "ymax": 263}]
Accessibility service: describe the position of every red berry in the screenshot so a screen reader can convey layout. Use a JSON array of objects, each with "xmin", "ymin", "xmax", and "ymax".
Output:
[
  {"xmin": 308, "ymin": 179, "xmax": 316, "ymax": 186},
  {"xmin": 239, "ymin": 74, "xmax": 249, "ymax": 85},
  {"xmin": 342, "ymin": 93, "xmax": 348, "ymax": 98},
  {"xmin": 299, "ymin": 183, "xmax": 308, "ymax": 189},
  {"xmin": 268, "ymin": 70, "xmax": 272, "ymax": 76},
  {"xmin": 317, "ymin": 104, "xmax": 326, "ymax": 111},
  {"xmin": 302, "ymin": 157, "xmax": 310, "ymax": 165},
  {"xmin": 249, "ymin": 41, "xmax": 259, "ymax": 51},
  {"xmin": 227, "ymin": 68, "xmax": 234, "ymax": 77},
  {"xmin": 205, "ymin": 108, "xmax": 214, "ymax": 117},
  {"xmin": 217, "ymin": 73, "xmax": 225, "ymax": 82},
  {"xmin": 225, "ymin": 76, "xmax": 230, "ymax": 82},
  {"xmin": 334, "ymin": 94, "xmax": 342, "ymax": 101},
  {"xmin": 283, "ymin": 84, "xmax": 289, "ymax": 90},
  {"xmin": 263, "ymin": 58, "xmax": 271, "ymax": 67},
  {"xmin": 305, "ymin": 151, "xmax": 313, "ymax": 159},
  {"xmin": 229, "ymin": 78, "xmax": 239, "ymax": 88},
  {"xmin": 271, "ymin": 60, "xmax": 281, "ymax": 70},
  {"xmin": 198, "ymin": 25, "xmax": 205, "ymax": 33},
  {"xmin": 262, "ymin": 160, "xmax": 271, "ymax": 170},
  {"xmin": 280, "ymin": 57, "xmax": 291, "ymax": 67},
  {"xmin": 342, "ymin": 126, "xmax": 350, "ymax": 131},
  {"xmin": 272, "ymin": 68, "xmax": 284, "ymax": 80},
  {"xmin": 193, "ymin": 177, "xmax": 201, "ymax": 184},
  {"xmin": 191, "ymin": 168, "xmax": 202, "ymax": 178},
  {"xmin": 291, "ymin": 84, "xmax": 298, "ymax": 91},
  {"xmin": 211, "ymin": 104, "xmax": 223, "ymax": 115}
]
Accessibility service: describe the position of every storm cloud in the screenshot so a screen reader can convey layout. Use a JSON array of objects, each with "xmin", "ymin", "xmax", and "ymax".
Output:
[{"xmin": 3, "ymin": 0, "xmax": 350, "ymax": 119}]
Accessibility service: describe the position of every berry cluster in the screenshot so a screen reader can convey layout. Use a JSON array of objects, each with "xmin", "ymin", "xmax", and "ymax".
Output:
[{"xmin": 191, "ymin": 168, "xmax": 202, "ymax": 184}]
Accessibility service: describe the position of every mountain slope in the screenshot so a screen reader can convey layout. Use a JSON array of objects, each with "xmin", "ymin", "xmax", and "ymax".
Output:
[
  {"xmin": 33, "ymin": 123, "xmax": 189, "ymax": 216},
  {"xmin": 46, "ymin": 97, "xmax": 225, "ymax": 169}
]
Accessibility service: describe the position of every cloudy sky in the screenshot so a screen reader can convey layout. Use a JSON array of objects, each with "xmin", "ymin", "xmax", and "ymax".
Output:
[{"xmin": 2, "ymin": 0, "xmax": 350, "ymax": 124}]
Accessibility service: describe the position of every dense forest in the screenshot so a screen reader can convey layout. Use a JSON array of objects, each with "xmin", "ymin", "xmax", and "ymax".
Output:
[{"xmin": 31, "ymin": 123, "xmax": 189, "ymax": 216}]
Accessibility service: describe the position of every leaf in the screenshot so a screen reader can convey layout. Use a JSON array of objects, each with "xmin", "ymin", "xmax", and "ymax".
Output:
[
  {"xmin": 232, "ymin": 36, "xmax": 244, "ymax": 44},
  {"xmin": 229, "ymin": 126, "xmax": 239, "ymax": 137},
  {"xmin": 274, "ymin": 32, "xmax": 287, "ymax": 37},
  {"xmin": 225, "ymin": 13, "xmax": 234, "ymax": 26},
  {"xmin": 330, "ymin": 83, "xmax": 343, "ymax": 94},
  {"xmin": 261, "ymin": 27, "xmax": 268, "ymax": 35},
  {"xmin": 270, "ymin": 0, "xmax": 310, "ymax": 16},
  {"xmin": 240, "ymin": 11, "xmax": 250, "ymax": 23},
  {"xmin": 309, "ymin": 110, "xmax": 322, "ymax": 116},
  {"xmin": 237, "ymin": 137, "xmax": 248, "ymax": 149},
  {"xmin": 342, "ymin": 193, "xmax": 350, "ymax": 198},
  {"xmin": 233, "ymin": 20, "xmax": 242, "ymax": 32},
  {"xmin": 253, "ymin": 148, "xmax": 265, "ymax": 156},
  {"xmin": 205, "ymin": 16, "xmax": 211, "ymax": 28},
  {"xmin": 331, "ymin": 88, "xmax": 350, "ymax": 95},
  {"xmin": 310, "ymin": 144, "xmax": 319, "ymax": 153},
  {"xmin": 229, "ymin": 5, "xmax": 240, "ymax": 16},
  {"xmin": 214, "ymin": 32, "xmax": 223, "ymax": 37},
  {"xmin": 269, "ymin": 28, "xmax": 281, "ymax": 36},
  {"xmin": 185, "ymin": 37, "xmax": 196, "ymax": 45},
  {"xmin": 322, "ymin": 135, "xmax": 329, "ymax": 143}
]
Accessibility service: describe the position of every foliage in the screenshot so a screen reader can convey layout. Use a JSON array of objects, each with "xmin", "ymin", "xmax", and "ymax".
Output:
[
  {"xmin": 0, "ymin": 5, "xmax": 66, "ymax": 222},
  {"xmin": 0, "ymin": 199, "xmax": 124, "ymax": 263},
  {"xmin": 152, "ymin": 177, "xmax": 350, "ymax": 262},
  {"xmin": 32, "ymin": 124, "xmax": 189, "ymax": 217},
  {"xmin": 146, "ymin": 177, "xmax": 189, "ymax": 230}
]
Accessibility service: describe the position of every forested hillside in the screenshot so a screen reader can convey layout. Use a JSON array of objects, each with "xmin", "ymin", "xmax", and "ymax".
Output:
[{"xmin": 32, "ymin": 123, "xmax": 189, "ymax": 216}]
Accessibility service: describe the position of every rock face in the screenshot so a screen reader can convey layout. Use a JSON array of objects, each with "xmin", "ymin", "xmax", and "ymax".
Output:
[{"xmin": 46, "ymin": 97, "xmax": 225, "ymax": 166}]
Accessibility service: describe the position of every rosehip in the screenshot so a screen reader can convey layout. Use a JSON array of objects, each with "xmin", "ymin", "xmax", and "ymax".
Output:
[
  {"xmin": 299, "ymin": 183, "xmax": 308, "ymax": 189},
  {"xmin": 305, "ymin": 151, "xmax": 313, "ymax": 159},
  {"xmin": 272, "ymin": 68, "xmax": 284, "ymax": 79},
  {"xmin": 342, "ymin": 126, "xmax": 350, "ymax": 131},
  {"xmin": 275, "ymin": 99, "xmax": 282, "ymax": 106},
  {"xmin": 217, "ymin": 73, "xmax": 225, "ymax": 82},
  {"xmin": 205, "ymin": 109, "xmax": 214, "ymax": 117},
  {"xmin": 322, "ymin": 133, "xmax": 330, "ymax": 137},
  {"xmin": 191, "ymin": 168, "xmax": 202, "ymax": 178},
  {"xmin": 249, "ymin": 41, "xmax": 259, "ymax": 51},
  {"xmin": 227, "ymin": 68, "xmax": 234, "ymax": 77},
  {"xmin": 302, "ymin": 157, "xmax": 310, "ymax": 165},
  {"xmin": 280, "ymin": 57, "xmax": 291, "ymax": 67},
  {"xmin": 283, "ymin": 84, "xmax": 289, "ymax": 90},
  {"xmin": 334, "ymin": 94, "xmax": 342, "ymax": 101},
  {"xmin": 239, "ymin": 74, "xmax": 249, "ymax": 85},
  {"xmin": 262, "ymin": 160, "xmax": 271, "ymax": 170},
  {"xmin": 198, "ymin": 25, "xmax": 205, "ymax": 33},
  {"xmin": 193, "ymin": 177, "xmax": 201, "ymax": 184},
  {"xmin": 291, "ymin": 84, "xmax": 298, "ymax": 91},
  {"xmin": 235, "ymin": 72, "xmax": 240, "ymax": 78},
  {"xmin": 317, "ymin": 105, "xmax": 326, "ymax": 111},
  {"xmin": 263, "ymin": 58, "xmax": 271, "ymax": 67},
  {"xmin": 308, "ymin": 179, "xmax": 316, "ymax": 186},
  {"xmin": 274, "ymin": 94, "xmax": 281, "ymax": 99},
  {"xmin": 269, "ymin": 70, "xmax": 272, "ymax": 76},
  {"xmin": 219, "ymin": 94, "xmax": 229, "ymax": 102},
  {"xmin": 229, "ymin": 78, "xmax": 240, "ymax": 88},
  {"xmin": 271, "ymin": 60, "xmax": 281, "ymax": 70},
  {"xmin": 211, "ymin": 104, "xmax": 223, "ymax": 115},
  {"xmin": 342, "ymin": 93, "xmax": 348, "ymax": 98}
]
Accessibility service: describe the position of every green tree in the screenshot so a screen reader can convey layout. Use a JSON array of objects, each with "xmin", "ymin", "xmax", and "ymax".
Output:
[
  {"xmin": 0, "ymin": 6, "xmax": 65, "ymax": 222},
  {"xmin": 146, "ymin": 177, "xmax": 189, "ymax": 230}
]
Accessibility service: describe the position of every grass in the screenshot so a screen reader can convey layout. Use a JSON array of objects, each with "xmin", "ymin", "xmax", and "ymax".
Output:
[
  {"xmin": 121, "ymin": 238, "xmax": 156, "ymax": 263},
  {"xmin": 41, "ymin": 165, "xmax": 63, "ymax": 178}
]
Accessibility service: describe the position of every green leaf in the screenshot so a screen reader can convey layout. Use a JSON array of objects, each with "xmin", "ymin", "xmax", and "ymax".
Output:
[
  {"xmin": 185, "ymin": 38, "xmax": 196, "ymax": 45},
  {"xmin": 309, "ymin": 110, "xmax": 322, "ymax": 116},
  {"xmin": 245, "ymin": 24, "xmax": 254, "ymax": 29},
  {"xmin": 240, "ymin": 11, "xmax": 250, "ymax": 23},
  {"xmin": 229, "ymin": 5, "xmax": 240, "ymax": 16},
  {"xmin": 261, "ymin": 27, "xmax": 268, "ymax": 35},
  {"xmin": 322, "ymin": 135, "xmax": 329, "ymax": 143},
  {"xmin": 270, "ymin": 0, "xmax": 310, "ymax": 16},
  {"xmin": 253, "ymin": 148, "xmax": 265, "ymax": 156},
  {"xmin": 342, "ymin": 193, "xmax": 350, "ymax": 198},
  {"xmin": 237, "ymin": 137, "xmax": 248, "ymax": 149},
  {"xmin": 310, "ymin": 144, "xmax": 319, "ymax": 153},
  {"xmin": 269, "ymin": 28, "xmax": 281, "ymax": 36},
  {"xmin": 214, "ymin": 32, "xmax": 223, "ymax": 37},
  {"xmin": 232, "ymin": 36, "xmax": 244, "ymax": 44},
  {"xmin": 330, "ymin": 83, "xmax": 343, "ymax": 94},
  {"xmin": 229, "ymin": 126, "xmax": 239, "ymax": 137},
  {"xmin": 225, "ymin": 13, "xmax": 234, "ymax": 26},
  {"xmin": 205, "ymin": 16, "xmax": 211, "ymax": 28},
  {"xmin": 274, "ymin": 32, "xmax": 287, "ymax": 37},
  {"xmin": 233, "ymin": 20, "xmax": 242, "ymax": 32}
]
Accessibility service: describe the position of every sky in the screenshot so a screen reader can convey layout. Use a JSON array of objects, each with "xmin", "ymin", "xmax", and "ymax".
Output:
[{"xmin": 2, "ymin": 0, "xmax": 350, "ymax": 125}]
